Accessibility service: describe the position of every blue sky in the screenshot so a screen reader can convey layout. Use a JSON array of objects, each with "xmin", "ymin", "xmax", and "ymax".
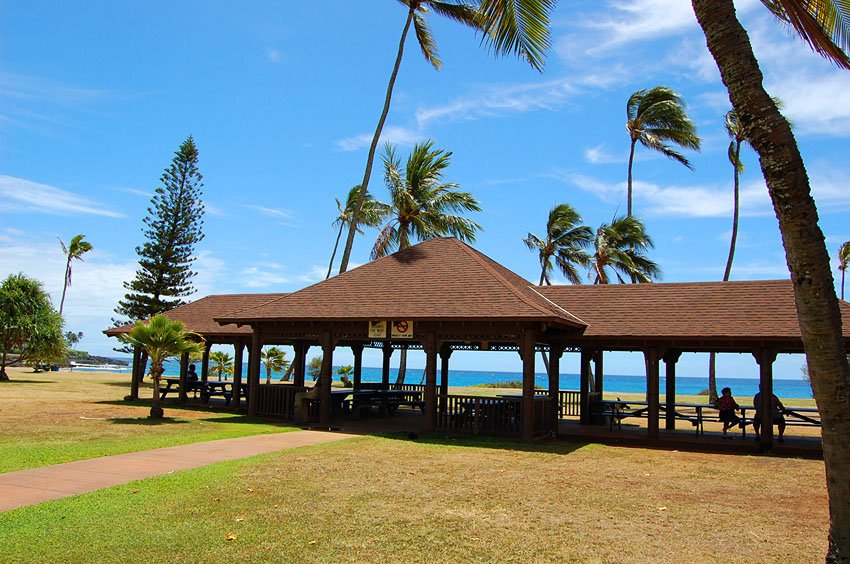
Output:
[{"xmin": 2, "ymin": 0, "xmax": 848, "ymax": 381}]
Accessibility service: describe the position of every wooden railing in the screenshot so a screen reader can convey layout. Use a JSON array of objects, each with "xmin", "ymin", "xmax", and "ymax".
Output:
[
  {"xmin": 357, "ymin": 382, "xmax": 426, "ymax": 393},
  {"xmin": 256, "ymin": 384, "xmax": 307, "ymax": 419},
  {"xmin": 558, "ymin": 390, "xmax": 581, "ymax": 417},
  {"xmin": 437, "ymin": 395, "xmax": 521, "ymax": 436}
]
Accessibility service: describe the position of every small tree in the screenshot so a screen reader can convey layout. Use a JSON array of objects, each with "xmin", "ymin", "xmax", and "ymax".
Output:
[
  {"xmin": 58, "ymin": 234, "xmax": 93, "ymax": 316},
  {"xmin": 261, "ymin": 346, "xmax": 289, "ymax": 384},
  {"xmin": 118, "ymin": 314, "xmax": 204, "ymax": 418},
  {"xmin": 0, "ymin": 273, "xmax": 65, "ymax": 381},
  {"xmin": 210, "ymin": 351, "xmax": 234, "ymax": 381},
  {"xmin": 115, "ymin": 136, "xmax": 205, "ymax": 323},
  {"xmin": 337, "ymin": 365, "xmax": 354, "ymax": 388},
  {"xmin": 307, "ymin": 355, "xmax": 323, "ymax": 382}
]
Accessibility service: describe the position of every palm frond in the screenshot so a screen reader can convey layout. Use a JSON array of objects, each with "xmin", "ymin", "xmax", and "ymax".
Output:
[
  {"xmin": 477, "ymin": 0, "xmax": 555, "ymax": 71},
  {"xmin": 414, "ymin": 12, "xmax": 442, "ymax": 69},
  {"xmin": 760, "ymin": 0, "xmax": 850, "ymax": 68}
]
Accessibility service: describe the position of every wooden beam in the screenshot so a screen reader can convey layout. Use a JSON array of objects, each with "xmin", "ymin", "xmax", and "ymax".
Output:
[
  {"xmin": 382, "ymin": 345, "xmax": 393, "ymax": 388},
  {"xmin": 593, "ymin": 350, "xmax": 604, "ymax": 402},
  {"xmin": 663, "ymin": 350, "xmax": 681, "ymax": 430},
  {"xmin": 423, "ymin": 333, "xmax": 438, "ymax": 432},
  {"xmin": 753, "ymin": 348, "xmax": 778, "ymax": 449},
  {"xmin": 644, "ymin": 347, "xmax": 662, "ymax": 440},
  {"xmin": 293, "ymin": 341, "xmax": 308, "ymax": 388},
  {"xmin": 521, "ymin": 329, "xmax": 537, "ymax": 441},
  {"xmin": 579, "ymin": 349, "xmax": 593, "ymax": 425},
  {"xmin": 247, "ymin": 329, "xmax": 262, "ymax": 417},
  {"xmin": 201, "ymin": 342, "xmax": 211, "ymax": 383},
  {"xmin": 319, "ymin": 331, "xmax": 335, "ymax": 426},
  {"xmin": 352, "ymin": 343, "xmax": 363, "ymax": 390},
  {"xmin": 439, "ymin": 344, "xmax": 452, "ymax": 416},
  {"xmin": 232, "ymin": 340, "xmax": 244, "ymax": 409},
  {"xmin": 549, "ymin": 344, "xmax": 564, "ymax": 437}
]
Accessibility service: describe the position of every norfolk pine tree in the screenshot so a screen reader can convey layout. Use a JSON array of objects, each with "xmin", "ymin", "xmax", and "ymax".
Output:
[{"xmin": 115, "ymin": 136, "xmax": 205, "ymax": 322}]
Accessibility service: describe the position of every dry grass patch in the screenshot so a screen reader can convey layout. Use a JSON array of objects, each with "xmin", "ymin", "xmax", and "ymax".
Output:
[{"xmin": 0, "ymin": 367, "xmax": 293, "ymax": 472}]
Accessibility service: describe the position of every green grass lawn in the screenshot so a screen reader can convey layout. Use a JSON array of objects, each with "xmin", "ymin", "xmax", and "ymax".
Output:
[
  {"xmin": 0, "ymin": 434, "xmax": 828, "ymax": 563},
  {"xmin": 0, "ymin": 368, "xmax": 296, "ymax": 473}
]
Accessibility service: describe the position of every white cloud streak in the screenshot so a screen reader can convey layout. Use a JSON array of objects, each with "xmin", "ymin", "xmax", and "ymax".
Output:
[{"xmin": 0, "ymin": 175, "xmax": 125, "ymax": 218}]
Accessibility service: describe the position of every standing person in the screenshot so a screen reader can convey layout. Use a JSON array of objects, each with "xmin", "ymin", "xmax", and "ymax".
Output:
[
  {"xmin": 715, "ymin": 387, "xmax": 741, "ymax": 439},
  {"xmin": 752, "ymin": 387, "xmax": 786, "ymax": 442}
]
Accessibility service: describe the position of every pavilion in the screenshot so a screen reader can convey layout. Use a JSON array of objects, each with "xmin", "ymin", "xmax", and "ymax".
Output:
[{"xmin": 107, "ymin": 237, "xmax": 850, "ymax": 447}]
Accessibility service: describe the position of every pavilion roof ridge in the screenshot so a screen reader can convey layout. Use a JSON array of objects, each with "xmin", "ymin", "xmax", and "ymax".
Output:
[
  {"xmin": 451, "ymin": 238, "xmax": 585, "ymax": 327},
  {"xmin": 526, "ymin": 284, "xmax": 588, "ymax": 326}
]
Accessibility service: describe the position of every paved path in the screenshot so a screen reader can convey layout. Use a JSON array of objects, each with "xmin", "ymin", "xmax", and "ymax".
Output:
[{"xmin": 0, "ymin": 430, "xmax": 356, "ymax": 512}]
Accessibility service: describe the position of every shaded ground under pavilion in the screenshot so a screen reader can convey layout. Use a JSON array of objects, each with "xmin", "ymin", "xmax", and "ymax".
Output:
[{"xmin": 108, "ymin": 237, "xmax": 850, "ymax": 449}]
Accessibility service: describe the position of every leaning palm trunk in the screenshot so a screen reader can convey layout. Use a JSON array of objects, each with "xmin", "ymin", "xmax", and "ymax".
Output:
[
  {"xmin": 395, "ymin": 346, "xmax": 408, "ymax": 386},
  {"xmin": 338, "ymin": 6, "xmax": 415, "ymax": 275},
  {"xmin": 626, "ymin": 140, "xmax": 637, "ymax": 217},
  {"xmin": 708, "ymin": 134, "xmax": 742, "ymax": 403},
  {"xmin": 693, "ymin": 1, "xmax": 850, "ymax": 559},
  {"xmin": 326, "ymin": 222, "xmax": 346, "ymax": 279}
]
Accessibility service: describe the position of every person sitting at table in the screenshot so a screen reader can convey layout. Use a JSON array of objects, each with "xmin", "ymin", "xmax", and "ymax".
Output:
[
  {"xmin": 752, "ymin": 387, "xmax": 786, "ymax": 442},
  {"xmin": 187, "ymin": 364, "xmax": 199, "ymax": 382},
  {"xmin": 295, "ymin": 380, "xmax": 322, "ymax": 423},
  {"xmin": 714, "ymin": 387, "xmax": 740, "ymax": 439}
]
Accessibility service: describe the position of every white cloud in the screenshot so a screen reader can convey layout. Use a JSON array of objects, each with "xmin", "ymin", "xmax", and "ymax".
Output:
[
  {"xmin": 565, "ymin": 172, "xmax": 774, "ymax": 218},
  {"xmin": 266, "ymin": 49, "xmax": 282, "ymax": 63},
  {"xmin": 0, "ymin": 175, "xmax": 124, "ymax": 218},
  {"xmin": 335, "ymin": 125, "xmax": 422, "ymax": 152},
  {"xmin": 583, "ymin": 144, "xmax": 625, "ymax": 165},
  {"xmin": 242, "ymin": 204, "xmax": 294, "ymax": 220}
]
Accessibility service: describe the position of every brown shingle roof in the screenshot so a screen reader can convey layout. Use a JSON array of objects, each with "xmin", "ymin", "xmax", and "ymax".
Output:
[
  {"xmin": 104, "ymin": 294, "xmax": 285, "ymax": 338},
  {"xmin": 539, "ymin": 280, "xmax": 850, "ymax": 341},
  {"xmin": 217, "ymin": 237, "xmax": 585, "ymax": 328}
]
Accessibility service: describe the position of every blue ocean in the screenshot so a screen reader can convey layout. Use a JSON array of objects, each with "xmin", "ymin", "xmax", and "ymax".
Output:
[{"xmin": 120, "ymin": 359, "xmax": 813, "ymax": 399}]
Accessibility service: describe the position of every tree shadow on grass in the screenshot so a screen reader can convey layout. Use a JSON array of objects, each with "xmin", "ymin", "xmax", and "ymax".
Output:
[
  {"xmin": 2, "ymin": 379, "xmax": 57, "ymax": 384},
  {"xmin": 374, "ymin": 430, "xmax": 590, "ymax": 456},
  {"xmin": 200, "ymin": 415, "xmax": 294, "ymax": 427},
  {"xmin": 109, "ymin": 417, "xmax": 189, "ymax": 426}
]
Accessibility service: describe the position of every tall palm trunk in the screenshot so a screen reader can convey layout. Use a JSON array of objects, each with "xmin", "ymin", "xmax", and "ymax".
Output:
[
  {"xmin": 841, "ymin": 268, "xmax": 846, "ymax": 301},
  {"xmin": 326, "ymin": 222, "xmax": 346, "ymax": 279},
  {"xmin": 626, "ymin": 139, "xmax": 637, "ymax": 217},
  {"xmin": 395, "ymin": 345, "xmax": 408, "ymax": 385},
  {"xmin": 338, "ymin": 5, "xmax": 415, "ymax": 275},
  {"xmin": 693, "ymin": 2, "xmax": 850, "ymax": 559},
  {"xmin": 59, "ymin": 257, "xmax": 72, "ymax": 316},
  {"xmin": 708, "ymin": 137, "xmax": 743, "ymax": 403}
]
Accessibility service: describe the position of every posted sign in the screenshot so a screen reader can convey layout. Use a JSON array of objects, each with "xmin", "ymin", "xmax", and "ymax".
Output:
[
  {"xmin": 368, "ymin": 320, "xmax": 387, "ymax": 339},
  {"xmin": 391, "ymin": 320, "xmax": 414, "ymax": 339}
]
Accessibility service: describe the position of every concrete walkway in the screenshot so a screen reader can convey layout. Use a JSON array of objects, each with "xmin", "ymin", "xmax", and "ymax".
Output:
[{"xmin": 0, "ymin": 429, "xmax": 356, "ymax": 512}]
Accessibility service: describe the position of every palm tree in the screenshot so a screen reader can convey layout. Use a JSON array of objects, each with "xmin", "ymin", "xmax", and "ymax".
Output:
[
  {"xmin": 209, "ymin": 351, "xmax": 234, "ymax": 381},
  {"xmin": 337, "ymin": 365, "xmax": 354, "ymax": 387},
  {"xmin": 326, "ymin": 186, "xmax": 390, "ymax": 279},
  {"xmin": 691, "ymin": 2, "xmax": 850, "ymax": 557},
  {"xmin": 118, "ymin": 314, "xmax": 204, "ymax": 419},
  {"xmin": 523, "ymin": 204, "xmax": 592, "ymax": 285},
  {"xmin": 58, "ymin": 234, "xmax": 93, "ymax": 316},
  {"xmin": 337, "ymin": 0, "xmax": 555, "ymax": 275},
  {"xmin": 372, "ymin": 141, "xmax": 481, "ymax": 259},
  {"xmin": 840, "ymin": 241, "xmax": 850, "ymax": 300},
  {"xmin": 625, "ymin": 86, "xmax": 701, "ymax": 217},
  {"xmin": 373, "ymin": 140, "xmax": 482, "ymax": 383},
  {"xmin": 590, "ymin": 216, "xmax": 660, "ymax": 284},
  {"xmin": 262, "ymin": 346, "xmax": 289, "ymax": 384}
]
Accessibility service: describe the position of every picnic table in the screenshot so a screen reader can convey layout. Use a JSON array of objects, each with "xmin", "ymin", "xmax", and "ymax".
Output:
[
  {"xmin": 160, "ymin": 377, "xmax": 233, "ymax": 405},
  {"xmin": 330, "ymin": 389, "xmax": 424, "ymax": 417},
  {"xmin": 599, "ymin": 399, "xmax": 821, "ymax": 437}
]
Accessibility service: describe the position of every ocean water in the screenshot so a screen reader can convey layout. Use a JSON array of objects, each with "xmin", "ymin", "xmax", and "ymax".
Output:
[{"xmin": 130, "ymin": 359, "xmax": 813, "ymax": 399}]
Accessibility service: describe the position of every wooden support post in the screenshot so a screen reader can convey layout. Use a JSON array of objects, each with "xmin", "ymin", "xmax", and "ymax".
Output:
[
  {"xmin": 423, "ymin": 333, "xmax": 438, "ymax": 432},
  {"xmin": 232, "ymin": 340, "xmax": 244, "ymax": 409},
  {"xmin": 549, "ymin": 344, "xmax": 564, "ymax": 437},
  {"xmin": 201, "ymin": 342, "xmax": 211, "ymax": 383},
  {"xmin": 439, "ymin": 344, "xmax": 452, "ymax": 416},
  {"xmin": 520, "ymin": 329, "xmax": 537, "ymax": 441},
  {"xmin": 753, "ymin": 348, "xmax": 778, "ymax": 449},
  {"xmin": 579, "ymin": 349, "xmax": 593, "ymax": 425},
  {"xmin": 352, "ymin": 343, "xmax": 363, "ymax": 390},
  {"xmin": 319, "ymin": 331, "xmax": 335, "ymax": 426},
  {"xmin": 178, "ymin": 352, "xmax": 189, "ymax": 404},
  {"xmin": 129, "ymin": 345, "xmax": 142, "ymax": 400},
  {"xmin": 593, "ymin": 350, "xmax": 604, "ymax": 402},
  {"xmin": 644, "ymin": 347, "xmax": 662, "ymax": 440},
  {"xmin": 382, "ymin": 344, "xmax": 393, "ymax": 388},
  {"xmin": 293, "ymin": 341, "xmax": 308, "ymax": 388},
  {"xmin": 247, "ymin": 329, "xmax": 262, "ymax": 417},
  {"xmin": 663, "ymin": 350, "xmax": 681, "ymax": 430}
]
